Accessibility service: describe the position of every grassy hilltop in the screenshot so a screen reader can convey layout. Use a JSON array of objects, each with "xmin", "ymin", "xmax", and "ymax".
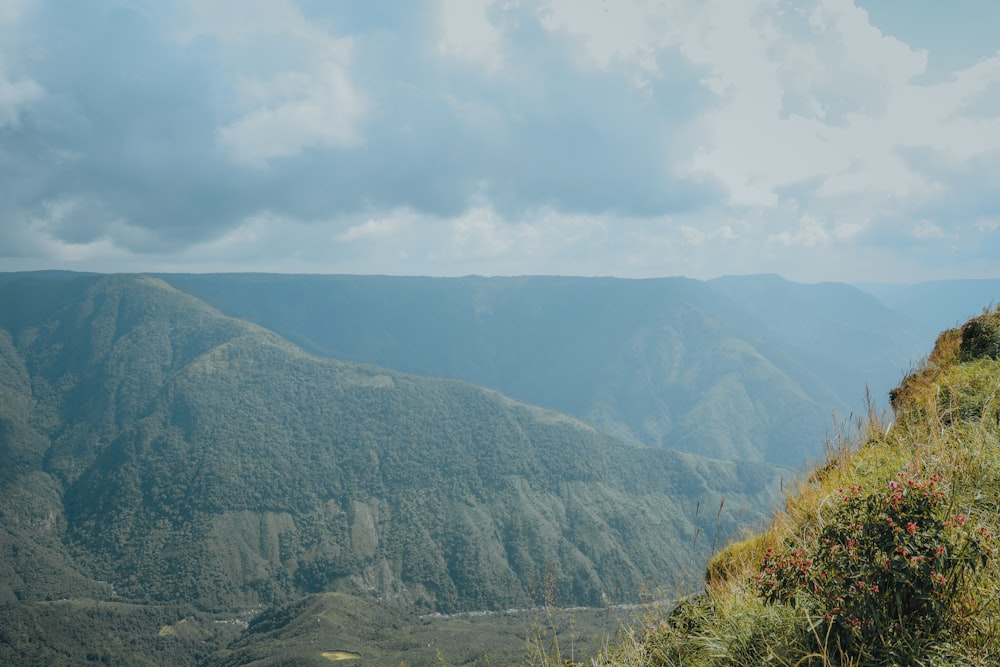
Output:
[{"xmin": 599, "ymin": 307, "xmax": 1000, "ymax": 666}]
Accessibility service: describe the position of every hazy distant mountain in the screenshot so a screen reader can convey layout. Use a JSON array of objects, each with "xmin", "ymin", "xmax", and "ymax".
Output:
[
  {"xmin": 160, "ymin": 273, "xmax": 929, "ymax": 466},
  {"xmin": 0, "ymin": 273, "xmax": 782, "ymax": 618},
  {"xmin": 706, "ymin": 275, "xmax": 932, "ymax": 411},
  {"xmin": 855, "ymin": 279, "xmax": 1000, "ymax": 335}
]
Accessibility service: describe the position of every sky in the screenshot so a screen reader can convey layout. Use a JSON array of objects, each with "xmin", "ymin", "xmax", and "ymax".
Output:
[{"xmin": 1, "ymin": 0, "xmax": 999, "ymax": 283}]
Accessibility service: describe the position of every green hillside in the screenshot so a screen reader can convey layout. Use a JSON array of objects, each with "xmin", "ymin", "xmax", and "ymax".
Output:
[
  {"xmin": 600, "ymin": 307, "xmax": 1000, "ymax": 666},
  {"xmin": 202, "ymin": 591, "xmax": 622, "ymax": 666},
  {"xmin": 158, "ymin": 273, "xmax": 929, "ymax": 467},
  {"xmin": 0, "ymin": 273, "xmax": 785, "ymax": 664}
]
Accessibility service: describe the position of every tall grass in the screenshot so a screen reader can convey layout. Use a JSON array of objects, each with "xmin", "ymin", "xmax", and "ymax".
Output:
[{"xmin": 592, "ymin": 307, "xmax": 1000, "ymax": 666}]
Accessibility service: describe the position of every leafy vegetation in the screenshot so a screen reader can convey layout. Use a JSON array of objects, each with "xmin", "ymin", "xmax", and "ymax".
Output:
[
  {"xmin": 162, "ymin": 273, "xmax": 929, "ymax": 465},
  {"xmin": 0, "ymin": 599, "xmax": 244, "ymax": 667},
  {"xmin": 0, "ymin": 273, "xmax": 786, "ymax": 664},
  {"xmin": 598, "ymin": 306, "xmax": 1000, "ymax": 666},
  {"xmin": 205, "ymin": 591, "xmax": 627, "ymax": 666}
]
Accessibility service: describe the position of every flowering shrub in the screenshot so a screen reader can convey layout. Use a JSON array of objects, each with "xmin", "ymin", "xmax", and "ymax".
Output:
[{"xmin": 754, "ymin": 472, "xmax": 994, "ymax": 658}]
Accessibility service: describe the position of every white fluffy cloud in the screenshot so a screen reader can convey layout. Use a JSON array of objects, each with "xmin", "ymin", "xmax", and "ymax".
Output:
[
  {"xmin": 0, "ymin": 67, "xmax": 42, "ymax": 128},
  {"xmin": 541, "ymin": 0, "xmax": 1000, "ymax": 213},
  {"xmin": 0, "ymin": 0, "xmax": 43, "ymax": 129},
  {"xmin": 216, "ymin": 63, "xmax": 365, "ymax": 166},
  {"xmin": 436, "ymin": 0, "xmax": 504, "ymax": 71},
  {"xmin": 176, "ymin": 0, "xmax": 366, "ymax": 166}
]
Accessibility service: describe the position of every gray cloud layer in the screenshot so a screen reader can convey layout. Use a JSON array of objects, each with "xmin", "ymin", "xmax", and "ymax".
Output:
[{"xmin": 1, "ymin": 0, "xmax": 998, "ymax": 281}]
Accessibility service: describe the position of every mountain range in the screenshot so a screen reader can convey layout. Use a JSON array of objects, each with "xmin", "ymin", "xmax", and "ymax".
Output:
[
  {"xmin": 0, "ymin": 270, "xmax": 996, "ymax": 665},
  {"xmin": 0, "ymin": 273, "xmax": 787, "ymax": 662},
  {"xmin": 159, "ymin": 272, "xmax": 950, "ymax": 466}
]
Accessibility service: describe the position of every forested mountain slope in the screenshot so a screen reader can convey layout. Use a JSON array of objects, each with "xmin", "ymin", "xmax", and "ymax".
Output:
[
  {"xmin": 159, "ymin": 273, "xmax": 929, "ymax": 466},
  {"xmin": 0, "ymin": 273, "xmax": 783, "ymax": 619}
]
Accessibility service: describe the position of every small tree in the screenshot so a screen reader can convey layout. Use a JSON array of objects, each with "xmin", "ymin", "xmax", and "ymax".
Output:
[{"xmin": 959, "ymin": 308, "xmax": 1000, "ymax": 362}]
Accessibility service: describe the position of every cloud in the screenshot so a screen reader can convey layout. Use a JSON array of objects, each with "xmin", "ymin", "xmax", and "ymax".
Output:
[
  {"xmin": 537, "ymin": 0, "xmax": 951, "ymax": 209},
  {"xmin": 977, "ymin": 218, "xmax": 1000, "ymax": 233},
  {"xmin": 216, "ymin": 63, "xmax": 365, "ymax": 166},
  {"xmin": 0, "ymin": 67, "xmax": 42, "ymax": 128},
  {"xmin": 0, "ymin": 0, "xmax": 43, "ymax": 129},
  {"xmin": 336, "ymin": 211, "xmax": 417, "ymax": 242},
  {"xmin": 678, "ymin": 0, "xmax": 930, "ymax": 205},
  {"xmin": 2, "ymin": 0, "xmax": 712, "ymax": 263},
  {"xmin": 912, "ymin": 219, "xmax": 945, "ymax": 239},
  {"xmin": 174, "ymin": 0, "xmax": 367, "ymax": 166},
  {"xmin": 0, "ymin": 0, "xmax": 32, "ymax": 23},
  {"xmin": 540, "ymin": 0, "xmax": 687, "ymax": 80},
  {"xmin": 0, "ymin": 0, "xmax": 998, "ymax": 282},
  {"xmin": 0, "ymin": 195, "xmax": 158, "ymax": 264},
  {"xmin": 769, "ymin": 215, "xmax": 832, "ymax": 248},
  {"xmin": 436, "ymin": 0, "xmax": 503, "ymax": 71}
]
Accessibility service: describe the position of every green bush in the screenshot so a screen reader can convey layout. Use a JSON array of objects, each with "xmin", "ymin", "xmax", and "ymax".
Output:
[
  {"xmin": 755, "ymin": 472, "xmax": 994, "ymax": 662},
  {"xmin": 959, "ymin": 310, "xmax": 1000, "ymax": 362}
]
